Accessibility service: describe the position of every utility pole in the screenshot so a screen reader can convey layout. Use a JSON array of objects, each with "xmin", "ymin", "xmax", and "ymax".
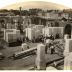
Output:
[
  {"xmin": 10, "ymin": 10, "xmax": 12, "ymax": 29},
  {"xmin": 19, "ymin": 7, "xmax": 22, "ymax": 17},
  {"xmin": 18, "ymin": 7, "xmax": 23, "ymax": 34}
]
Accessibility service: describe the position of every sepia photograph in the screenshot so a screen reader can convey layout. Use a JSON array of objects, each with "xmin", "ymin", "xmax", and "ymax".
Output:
[{"xmin": 0, "ymin": 0, "xmax": 72, "ymax": 70}]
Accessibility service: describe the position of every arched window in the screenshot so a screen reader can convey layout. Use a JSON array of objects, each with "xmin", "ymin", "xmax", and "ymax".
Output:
[{"xmin": 64, "ymin": 24, "xmax": 71, "ymax": 38}]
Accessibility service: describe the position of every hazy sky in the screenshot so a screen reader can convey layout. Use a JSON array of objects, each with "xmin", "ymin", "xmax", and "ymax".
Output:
[{"xmin": 0, "ymin": 0, "xmax": 72, "ymax": 9}]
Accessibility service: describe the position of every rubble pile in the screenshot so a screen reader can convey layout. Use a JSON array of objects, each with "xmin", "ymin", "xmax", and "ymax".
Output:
[{"xmin": 52, "ymin": 40, "xmax": 65, "ymax": 57}]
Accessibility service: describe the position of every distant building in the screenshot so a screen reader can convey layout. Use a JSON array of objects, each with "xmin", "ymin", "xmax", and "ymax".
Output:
[
  {"xmin": 4, "ymin": 29, "xmax": 20, "ymax": 43},
  {"xmin": 0, "ymin": 9, "xmax": 72, "ymax": 39}
]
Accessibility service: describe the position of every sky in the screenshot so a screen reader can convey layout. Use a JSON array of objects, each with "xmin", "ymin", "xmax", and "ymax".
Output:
[{"xmin": 0, "ymin": 0, "xmax": 72, "ymax": 9}]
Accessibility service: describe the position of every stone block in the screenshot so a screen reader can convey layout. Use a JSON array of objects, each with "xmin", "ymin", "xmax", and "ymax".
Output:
[
  {"xmin": 64, "ymin": 39, "xmax": 72, "ymax": 56},
  {"xmin": 35, "ymin": 43, "xmax": 46, "ymax": 70},
  {"xmin": 21, "ymin": 43, "xmax": 28, "ymax": 51},
  {"xmin": 64, "ymin": 34, "xmax": 69, "ymax": 40},
  {"xmin": 64, "ymin": 53, "xmax": 72, "ymax": 70}
]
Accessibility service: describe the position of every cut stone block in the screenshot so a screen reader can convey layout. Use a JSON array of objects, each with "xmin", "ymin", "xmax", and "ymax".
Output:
[
  {"xmin": 46, "ymin": 66, "xmax": 57, "ymax": 70},
  {"xmin": 64, "ymin": 39, "xmax": 72, "ymax": 56},
  {"xmin": 21, "ymin": 43, "xmax": 28, "ymax": 51},
  {"xmin": 64, "ymin": 34, "xmax": 69, "ymax": 40},
  {"xmin": 35, "ymin": 43, "xmax": 46, "ymax": 70},
  {"xmin": 64, "ymin": 53, "xmax": 72, "ymax": 70}
]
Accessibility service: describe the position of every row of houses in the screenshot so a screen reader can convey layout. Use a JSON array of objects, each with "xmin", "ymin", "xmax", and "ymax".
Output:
[
  {"xmin": 0, "ymin": 10, "xmax": 71, "ymax": 30},
  {"xmin": 0, "ymin": 9, "xmax": 72, "ymax": 43}
]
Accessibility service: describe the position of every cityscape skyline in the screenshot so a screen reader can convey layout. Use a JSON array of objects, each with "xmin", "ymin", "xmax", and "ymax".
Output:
[
  {"xmin": 0, "ymin": 0, "xmax": 72, "ymax": 9},
  {"xmin": 1, "ymin": 1, "xmax": 69, "ymax": 10},
  {"xmin": 0, "ymin": 1, "xmax": 72, "ymax": 70}
]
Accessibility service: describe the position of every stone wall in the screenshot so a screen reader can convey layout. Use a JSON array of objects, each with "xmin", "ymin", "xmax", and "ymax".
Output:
[
  {"xmin": 43, "ymin": 27, "xmax": 64, "ymax": 38},
  {"xmin": 4, "ymin": 29, "xmax": 20, "ymax": 43}
]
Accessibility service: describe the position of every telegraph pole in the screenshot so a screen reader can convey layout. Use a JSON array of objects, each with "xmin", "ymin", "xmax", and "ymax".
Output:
[
  {"xmin": 18, "ymin": 7, "xmax": 23, "ymax": 34},
  {"xmin": 19, "ymin": 7, "xmax": 22, "ymax": 17}
]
